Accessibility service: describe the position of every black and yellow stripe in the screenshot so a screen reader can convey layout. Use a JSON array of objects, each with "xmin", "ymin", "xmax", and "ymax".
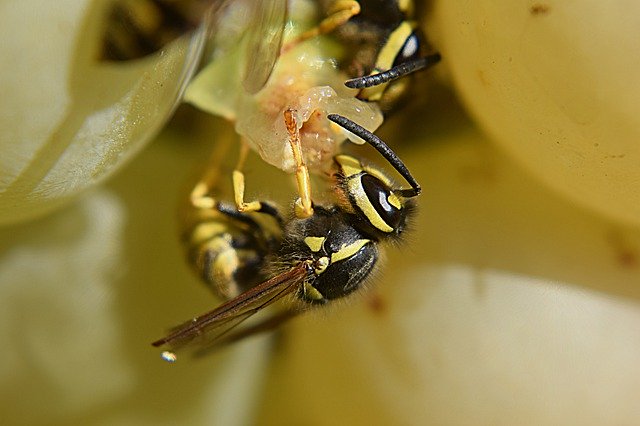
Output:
[
  {"xmin": 152, "ymin": 105, "xmax": 422, "ymax": 354},
  {"xmin": 359, "ymin": 21, "xmax": 416, "ymax": 102},
  {"xmin": 184, "ymin": 200, "xmax": 282, "ymax": 299},
  {"xmin": 336, "ymin": 155, "xmax": 394, "ymax": 233},
  {"xmin": 328, "ymin": 0, "xmax": 440, "ymax": 110}
]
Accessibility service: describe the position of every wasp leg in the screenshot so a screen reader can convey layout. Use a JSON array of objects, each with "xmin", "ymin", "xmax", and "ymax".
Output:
[
  {"xmin": 283, "ymin": 0, "xmax": 360, "ymax": 50},
  {"xmin": 284, "ymin": 109, "xmax": 314, "ymax": 219},
  {"xmin": 229, "ymin": 141, "xmax": 286, "ymax": 223},
  {"xmin": 232, "ymin": 141, "xmax": 264, "ymax": 213},
  {"xmin": 187, "ymin": 131, "xmax": 282, "ymax": 222},
  {"xmin": 189, "ymin": 125, "xmax": 237, "ymax": 211}
]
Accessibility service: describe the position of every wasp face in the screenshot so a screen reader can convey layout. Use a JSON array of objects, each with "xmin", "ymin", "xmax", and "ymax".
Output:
[
  {"xmin": 278, "ymin": 206, "xmax": 378, "ymax": 304},
  {"xmin": 276, "ymin": 147, "xmax": 417, "ymax": 305}
]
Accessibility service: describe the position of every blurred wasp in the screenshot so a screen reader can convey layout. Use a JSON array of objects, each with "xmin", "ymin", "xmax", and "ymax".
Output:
[
  {"xmin": 293, "ymin": 0, "xmax": 441, "ymax": 112},
  {"xmin": 152, "ymin": 113, "xmax": 421, "ymax": 360}
]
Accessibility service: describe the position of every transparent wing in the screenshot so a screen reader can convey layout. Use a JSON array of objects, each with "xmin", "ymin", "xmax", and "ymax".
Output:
[
  {"xmin": 192, "ymin": 308, "xmax": 302, "ymax": 358},
  {"xmin": 241, "ymin": 0, "xmax": 288, "ymax": 94},
  {"xmin": 151, "ymin": 263, "xmax": 307, "ymax": 360}
]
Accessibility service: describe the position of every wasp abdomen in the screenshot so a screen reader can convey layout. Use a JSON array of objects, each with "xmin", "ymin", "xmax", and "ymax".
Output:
[{"xmin": 185, "ymin": 201, "xmax": 281, "ymax": 300}]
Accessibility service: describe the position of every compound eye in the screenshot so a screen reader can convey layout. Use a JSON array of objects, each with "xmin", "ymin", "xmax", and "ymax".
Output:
[
  {"xmin": 361, "ymin": 174, "xmax": 403, "ymax": 231},
  {"xmin": 393, "ymin": 31, "xmax": 421, "ymax": 67}
]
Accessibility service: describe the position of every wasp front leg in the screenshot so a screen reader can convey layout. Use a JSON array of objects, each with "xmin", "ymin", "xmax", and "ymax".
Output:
[
  {"xmin": 284, "ymin": 109, "xmax": 314, "ymax": 219},
  {"xmin": 230, "ymin": 142, "xmax": 285, "ymax": 221},
  {"xmin": 231, "ymin": 141, "xmax": 266, "ymax": 213},
  {"xmin": 231, "ymin": 112, "xmax": 314, "ymax": 219}
]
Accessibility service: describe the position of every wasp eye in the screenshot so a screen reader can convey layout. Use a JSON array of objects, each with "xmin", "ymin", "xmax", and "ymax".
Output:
[
  {"xmin": 361, "ymin": 174, "xmax": 403, "ymax": 231},
  {"xmin": 394, "ymin": 31, "xmax": 421, "ymax": 66}
]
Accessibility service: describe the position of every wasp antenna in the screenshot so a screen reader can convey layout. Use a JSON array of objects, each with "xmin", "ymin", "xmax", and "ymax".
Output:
[
  {"xmin": 327, "ymin": 114, "xmax": 421, "ymax": 196},
  {"xmin": 344, "ymin": 53, "xmax": 441, "ymax": 89}
]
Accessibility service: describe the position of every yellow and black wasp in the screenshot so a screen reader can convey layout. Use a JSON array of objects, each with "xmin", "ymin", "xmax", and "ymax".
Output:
[
  {"xmin": 104, "ymin": 0, "xmax": 437, "ymax": 359},
  {"xmin": 152, "ymin": 113, "xmax": 421, "ymax": 360},
  {"xmin": 101, "ymin": 0, "xmax": 441, "ymax": 113},
  {"xmin": 297, "ymin": 0, "xmax": 442, "ymax": 111}
]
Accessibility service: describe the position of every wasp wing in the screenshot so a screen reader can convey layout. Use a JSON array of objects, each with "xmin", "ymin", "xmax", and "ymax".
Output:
[
  {"xmin": 241, "ymin": 0, "xmax": 287, "ymax": 94},
  {"xmin": 192, "ymin": 307, "xmax": 302, "ymax": 358},
  {"xmin": 151, "ymin": 263, "xmax": 307, "ymax": 359}
]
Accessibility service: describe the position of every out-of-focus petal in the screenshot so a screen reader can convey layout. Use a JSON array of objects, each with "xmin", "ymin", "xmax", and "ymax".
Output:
[
  {"xmin": 426, "ymin": 0, "xmax": 640, "ymax": 227},
  {"xmin": 0, "ymin": 0, "xmax": 205, "ymax": 225}
]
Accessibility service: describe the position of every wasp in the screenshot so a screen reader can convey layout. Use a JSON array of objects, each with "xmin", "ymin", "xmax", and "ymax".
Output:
[
  {"xmin": 290, "ymin": 0, "xmax": 442, "ymax": 112},
  {"xmin": 152, "ymin": 113, "xmax": 421, "ymax": 360}
]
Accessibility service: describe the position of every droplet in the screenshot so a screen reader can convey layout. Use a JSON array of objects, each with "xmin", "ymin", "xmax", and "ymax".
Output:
[{"xmin": 161, "ymin": 351, "xmax": 177, "ymax": 363}]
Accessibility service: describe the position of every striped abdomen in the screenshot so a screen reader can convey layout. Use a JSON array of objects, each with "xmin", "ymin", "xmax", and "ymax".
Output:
[{"xmin": 184, "ymin": 201, "xmax": 282, "ymax": 300}]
